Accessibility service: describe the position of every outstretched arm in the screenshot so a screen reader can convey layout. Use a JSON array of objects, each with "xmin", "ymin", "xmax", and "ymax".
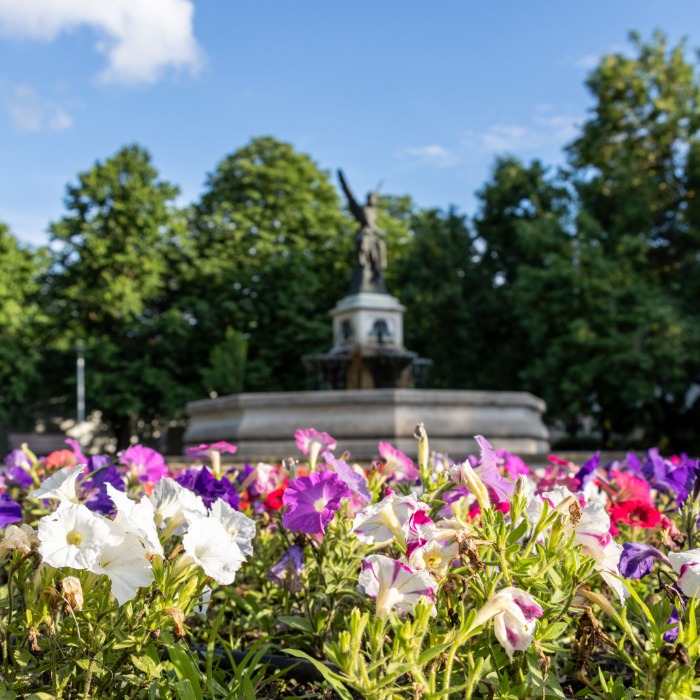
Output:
[{"xmin": 337, "ymin": 169, "xmax": 365, "ymax": 224}]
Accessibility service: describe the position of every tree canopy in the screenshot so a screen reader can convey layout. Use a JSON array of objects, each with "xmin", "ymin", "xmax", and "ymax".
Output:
[{"xmin": 4, "ymin": 32, "xmax": 700, "ymax": 451}]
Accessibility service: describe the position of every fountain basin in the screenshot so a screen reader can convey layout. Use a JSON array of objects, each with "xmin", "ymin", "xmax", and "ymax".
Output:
[{"xmin": 183, "ymin": 388, "xmax": 549, "ymax": 461}]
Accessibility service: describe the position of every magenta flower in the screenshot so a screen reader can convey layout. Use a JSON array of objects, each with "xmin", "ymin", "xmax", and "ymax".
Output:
[
  {"xmin": 282, "ymin": 471, "xmax": 350, "ymax": 536},
  {"xmin": 377, "ymin": 442, "xmax": 419, "ymax": 481},
  {"xmin": 473, "ymin": 435, "xmax": 514, "ymax": 504},
  {"xmin": 186, "ymin": 441, "xmax": 238, "ymax": 458},
  {"xmin": 294, "ymin": 429, "xmax": 337, "ymax": 470},
  {"xmin": 321, "ymin": 451, "xmax": 371, "ymax": 512},
  {"xmin": 118, "ymin": 445, "xmax": 168, "ymax": 483},
  {"xmin": 186, "ymin": 442, "xmax": 237, "ymax": 479}
]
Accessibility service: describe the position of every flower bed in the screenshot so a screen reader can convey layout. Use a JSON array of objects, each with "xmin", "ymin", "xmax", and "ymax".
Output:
[{"xmin": 1, "ymin": 426, "xmax": 699, "ymax": 699}]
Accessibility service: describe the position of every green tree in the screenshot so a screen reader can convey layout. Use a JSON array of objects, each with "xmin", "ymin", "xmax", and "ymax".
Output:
[
  {"xmin": 185, "ymin": 137, "xmax": 352, "ymax": 391},
  {"xmin": 44, "ymin": 145, "xmax": 190, "ymax": 446},
  {"xmin": 560, "ymin": 31, "xmax": 700, "ymax": 447},
  {"xmin": 394, "ymin": 207, "xmax": 485, "ymax": 389},
  {"xmin": 472, "ymin": 157, "xmax": 572, "ymax": 392},
  {"xmin": 201, "ymin": 326, "xmax": 248, "ymax": 396},
  {"xmin": 0, "ymin": 223, "xmax": 46, "ymax": 427}
]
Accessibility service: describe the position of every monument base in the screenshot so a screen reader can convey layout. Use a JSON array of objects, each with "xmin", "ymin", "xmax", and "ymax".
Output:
[{"xmin": 183, "ymin": 388, "xmax": 549, "ymax": 462}]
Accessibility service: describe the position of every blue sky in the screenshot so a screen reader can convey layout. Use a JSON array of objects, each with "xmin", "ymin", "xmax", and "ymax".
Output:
[{"xmin": 2, "ymin": 1, "xmax": 700, "ymax": 247}]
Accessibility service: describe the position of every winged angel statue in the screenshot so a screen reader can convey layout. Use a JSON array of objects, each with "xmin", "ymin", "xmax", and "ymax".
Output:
[{"xmin": 338, "ymin": 169, "xmax": 387, "ymax": 294}]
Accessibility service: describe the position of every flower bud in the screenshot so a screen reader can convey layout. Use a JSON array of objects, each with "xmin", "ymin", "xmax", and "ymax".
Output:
[{"xmin": 413, "ymin": 423, "xmax": 429, "ymax": 473}]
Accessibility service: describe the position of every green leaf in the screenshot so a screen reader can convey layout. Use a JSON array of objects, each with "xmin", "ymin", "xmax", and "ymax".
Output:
[
  {"xmin": 173, "ymin": 680, "xmax": 199, "ymax": 700},
  {"xmin": 169, "ymin": 643, "xmax": 204, "ymax": 700},
  {"xmin": 538, "ymin": 621, "xmax": 569, "ymax": 641},
  {"xmin": 281, "ymin": 649, "xmax": 354, "ymax": 700},
  {"xmin": 277, "ymin": 615, "xmax": 315, "ymax": 633}
]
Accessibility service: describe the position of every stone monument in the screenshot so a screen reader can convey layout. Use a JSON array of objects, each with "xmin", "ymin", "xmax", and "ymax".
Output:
[
  {"xmin": 183, "ymin": 168, "xmax": 549, "ymax": 461},
  {"xmin": 303, "ymin": 171, "xmax": 431, "ymax": 390}
]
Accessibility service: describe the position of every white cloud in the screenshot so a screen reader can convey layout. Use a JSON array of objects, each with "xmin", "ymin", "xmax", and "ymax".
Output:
[
  {"xmin": 395, "ymin": 144, "xmax": 459, "ymax": 168},
  {"xmin": 5, "ymin": 84, "xmax": 73, "ymax": 131},
  {"xmin": 576, "ymin": 53, "xmax": 600, "ymax": 70},
  {"xmin": 0, "ymin": 0, "xmax": 203, "ymax": 85},
  {"xmin": 462, "ymin": 113, "xmax": 580, "ymax": 154}
]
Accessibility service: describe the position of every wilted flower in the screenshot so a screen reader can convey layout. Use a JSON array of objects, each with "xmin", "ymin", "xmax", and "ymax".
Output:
[
  {"xmin": 668, "ymin": 549, "xmax": 700, "ymax": 598},
  {"xmin": 268, "ymin": 545, "xmax": 304, "ymax": 592},
  {"xmin": 282, "ymin": 471, "xmax": 350, "ymax": 536},
  {"xmin": 61, "ymin": 576, "xmax": 84, "ymax": 612},
  {"xmin": 358, "ymin": 554, "xmax": 437, "ymax": 618},
  {"xmin": 474, "ymin": 587, "xmax": 542, "ymax": 660},
  {"xmin": 294, "ymin": 429, "xmax": 337, "ymax": 470},
  {"xmin": 1, "ymin": 523, "xmax": 39, "ymax": 554},
  {"xmin": 119, "ymin": 445, "xmax": 168, "ymax": 484}
]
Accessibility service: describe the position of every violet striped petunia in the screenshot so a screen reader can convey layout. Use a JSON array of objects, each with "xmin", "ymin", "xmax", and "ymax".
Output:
[{"xmin": 358, "ymin": 554, "xmax": 437, "ymax": 618}]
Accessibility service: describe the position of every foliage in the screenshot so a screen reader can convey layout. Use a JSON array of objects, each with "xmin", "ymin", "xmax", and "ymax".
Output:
[
  {"xmin": 0, "ymin": 222, "xmax": 46, "ymax": 428},
  {"xmin": 183, "ymin": 136, "xmax": 352, "ymax": 391},
  {"xmin": 41, "ymin": 145, "xmax": 193, "ymax": 445},
  {"xmin": 3, "ymin": 428, "xmax": 700, "ymax": 699}
]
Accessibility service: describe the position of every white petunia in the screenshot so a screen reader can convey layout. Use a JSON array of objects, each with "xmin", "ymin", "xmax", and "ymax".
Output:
[
  {"xmin": 352, "ymin": 491, "xmax": 429, "ymax": 548},
  {"xmin": 29, "ymin": 464, "xmax": 85, "ymax": 504},
  {"xmin": 149, "ymin": 477, "xmax": 206, "ymax": 535},
  {"xmin": 474, "ymin": 587, "xmax": 543, "ymax": 660},
  {"xmin": 182, "ymin": 516, "xmax": 245, "ymax": 585},
  {"xmin": 408, "ymin": 539, "xmax": 459, "ymax": 577},
  {"xmin": 107, "ymin": 484, "xmax": 164, "ymax": 558},
  {"xmin": 89, "ymin": 530, "xmax": 154, "ymax": 605},
  {"xmin": 208, "ymin": 499, "xmax": 256, "ymax": 557},
  {"xmin": 669, "ymin": 549, "xmax": 700, "ymax": 598},
  {"xmin": 37, "ymin": 503, "xmax": 119, "ymax": 570},
  {"xmin": 358, "ymin": 554, "xmax": 437, "ymax": 619}
]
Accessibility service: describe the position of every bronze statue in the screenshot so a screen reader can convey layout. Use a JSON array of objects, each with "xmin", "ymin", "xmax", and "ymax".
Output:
[{"xmin": 338, "ymin": 169, "xmax": 387, "ymax": 294}]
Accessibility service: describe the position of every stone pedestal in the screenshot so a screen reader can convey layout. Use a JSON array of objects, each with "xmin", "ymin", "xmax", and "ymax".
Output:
[
  {"xmin": 183, "ymin": 388, "xmax": 550, "ymax": 462},
  {"xmin": 304, "ymin": 292, "xmax": 431, "ymax": 390}
]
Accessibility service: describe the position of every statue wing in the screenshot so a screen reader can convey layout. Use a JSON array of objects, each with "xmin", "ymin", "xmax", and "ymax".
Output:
[{"xmin": 337, "ymin": 169, "xmax": 365, "ymax": 224}]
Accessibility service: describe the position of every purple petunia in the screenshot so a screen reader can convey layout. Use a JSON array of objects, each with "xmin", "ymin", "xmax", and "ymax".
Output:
[
  {"xmin": 3, "ymin": 450, "xmax": 33, "ymax": 490},
  {"xmin": 618, "ymin": 542, "xmax": 670, "ymax": 579},
  {"xmin": 82, "ymin": 455, "xmax": 126, "ymax": 515},
  {"xmin": 176, "ymin": 466, "xmax": 240, "ymax": 509},
  {"xmin": 267, "ymin": 545, "xmax": 304, "ymax": 592},
  {"xmin": 282, "ymin": 471, "xmax": 350, "ymax": 536},
  {"xmin": 0, "ymin": 493, "xmax": 23, "ymax": 528}
]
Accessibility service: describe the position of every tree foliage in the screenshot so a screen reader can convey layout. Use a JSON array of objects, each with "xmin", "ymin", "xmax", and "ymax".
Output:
[
  {"xmin": 0, "ymin": 222, "xmax": 45, "ymax": 427},
  {"xmin": 184, "ymin": 136, "xmax": 353, "ymax": 391},
  {"xmin": 43, "ymin": 145, "xmax": 191, "ymax": 445}
]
